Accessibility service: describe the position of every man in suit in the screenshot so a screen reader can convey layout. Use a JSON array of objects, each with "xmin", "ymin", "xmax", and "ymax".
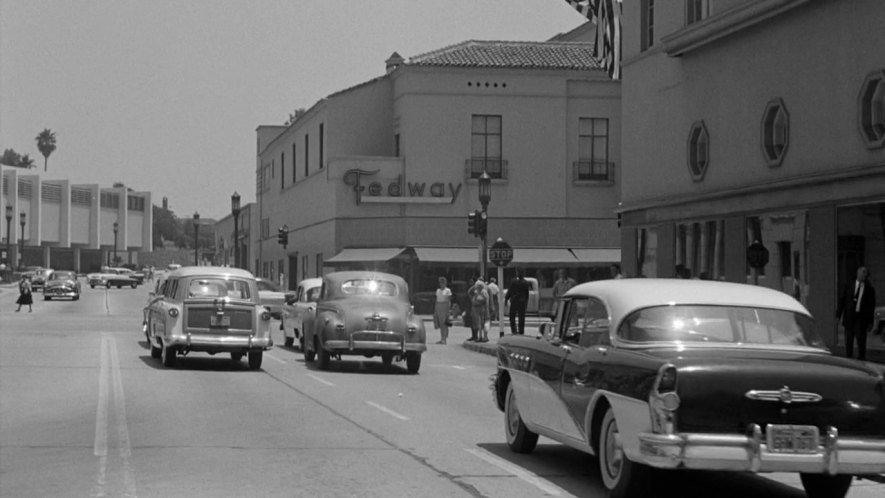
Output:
[
  {"xmin": 505, "ymin": 267, "xmax": 530, "ymax": 335},
  {"xmin": 837, "ymin": 266, "xmax": 876, "ymax": 360}
]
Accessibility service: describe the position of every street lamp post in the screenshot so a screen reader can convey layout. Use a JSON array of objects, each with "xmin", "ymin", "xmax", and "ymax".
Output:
[
  {"xmin": 112, "ymin": 221, "xmax": 119, "ymax": 267},
  {"xmin": 19, "ymin": 212, "xmax": 26, "ymax": 270},
  {"xmin": 231, "ymin": 192, "xmax": 241, "ymax": 269},
  {"xmin": 193, "ymin": 212, "xmax": 200, "ymax": 266},
  {"xmin": 478, "ymin": 171, "xmax": 492, "ymax": 280},
  {"xmin": 4, "ymin": 205, "xmax": 11, "ymax": 277}
]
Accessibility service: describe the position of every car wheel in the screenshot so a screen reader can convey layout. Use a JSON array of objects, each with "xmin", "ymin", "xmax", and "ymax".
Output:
[
  {"xmin": 598, "ymin": 406, "xmax": 649, "ymax": 498},
  {"xmin": 405, "ymin": 352, "xmax": 421, "ymax": 374},
  {"xmin": 381, "ymin": 352, "xmax": 394, "ymax": 367},
  {"xmin": 230, "ymin": 352, "xmax": 244, "ymax": 362},
  {"xmin": 117, "ymin": 285, "xmax": 122, "ymax": 289},
  {"xmin": 44, "ymin": 296, "xmax": 50, "ymax": 301},
  {"xmin": 284, "ymin": 336, "xmax": 294, "ymax": 347},
  {"xmin": 318, "ymin": 338, "xmax": 331, "ymax": 370},
  {"xmin": 131, "ymin": 282, "xmax": 137, "ymax": 289},
  {"xmin": 504, "ymin": 382, "xmax": 538, "ymax": 453},
  {"xmin": 161, "ymin": 341, "xmax": 177, "ymax": 368},
  {"xmin": 248, "ymin": 351, "xmax": 263, "ymax": 370},
  {"xmin": 799, "ymin": 474, "xmax": 853, "ymax": 498},
  {"xmin": 303, "ymin": 338, "xmax": 315, "ymax": 361},
  {"xmin": 90, "ymin": 284, "xmax": 95, "ymax": 289},
  {"xmin": 73, "ymin": 295, "xmax": 79, "ymax": 301}
]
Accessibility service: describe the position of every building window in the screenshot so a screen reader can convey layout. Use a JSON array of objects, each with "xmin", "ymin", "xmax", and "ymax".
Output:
[
  {"xmin": 469, "ymin": 114, "xmax": 504, "ymax": 178},
  {"xmin": 641, "ymin": 0, "xmax": 655, "ymax": 51},
  {"xmin": 72, "ymin": 188, "xmax": 92, "ymax": 206},
  {"xmin": 100, "ymin": 191, "xmax": 120, "ymax": 208},
  {"xmin": 675, "ymin": 220, "xmax": 724, "ymax": 280},
  {"xmin": 761, "ymin": 98, "xmax": 789, "ymax": 167},
  {"xmin": 304, "ymin": 134, "xmax": 309, "ymax": 178},
  {"xmin": 574, "ymin": 118, "xmax": 613, "ymax": 181},
  {"xmin": 319, "ymin": 123, "xmax": 324, "ymax": 169},
  {"xmin": 858, "ymin": 69, "xmax": 885, "ymax": 149},
  {"xmin": 686, "ymin": 0, "xmax": 708, "ymax": 25},
  {"xmin": 127, "ymin": 195, "xmax": 145, "ymax": 211},
  {"xmin": 281, "ymin": 152, "xmax": 285, "ymax": 188},
  {"xmin": 687, "ymin": 121, "xmax": 709, "ymax": 181},
  {"xmin": 261, "ymin": 218, "xmax": 270, "ymax": 240},
  {"xmin": 292, "ymin": 143, "xmax": 297, "ymax": 183},
  {"xmin": 636, "ymin": 227, "xmax": 658, "ymax": 278},
  {"xmin": 394, "ymin": 134, "xmax": 400, "ymax": 157},
  {"xmin": 41, "ymin": 183, "xmax": 62, "ymax": 203}
]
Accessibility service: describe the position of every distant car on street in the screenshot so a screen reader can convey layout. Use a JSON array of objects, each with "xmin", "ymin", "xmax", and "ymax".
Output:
[
  {"xmin": 256, "ymin": 278, "xmax": 286, "ymax": 319},
  {"xmin": 42, "ymin": 270, "xmax": 81, "ymax": 300},
  {"xmin": 302, "ymin": 271, "xmax": 426, "ymax": 373},
  {"xmin": 31, "ymin": 268, "xmax": 54, "ymax": 291},
  {"xmin": 87, "ymin": 267, "xmax": 139, "ymax": 289},
  {"xmin": 491, "ymin": 278, "xmax": 885, "ymax": 498},
  {"xmin": 280, "ymin": 277, "xmax": 323, "ymax": 349},
  {"xmin": 142, "ymin": 266, "xmax": 273, "ymax": 369}
]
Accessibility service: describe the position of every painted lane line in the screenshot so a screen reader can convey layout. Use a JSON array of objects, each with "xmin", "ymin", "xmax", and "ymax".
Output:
[
  {"xmin": 365, "ymin": 401, "xmax": 410, "ymax": 421},
  {"xmin": 265, "ymin": 352, "xmax": 286, "ymax": 364},
  {"xmin": 465, "ymin": 447, "xmax": 566, "ymax": 497},
  {"xmin": 451, "ymin": 365, "xmax": 467, "ymax": 370},
  {"xmin": 92, "ymin": 335, "xmax": 136, "ymax": 498},
  {"xmin": 307, "ymin": 374, "xmax": 335, "ymax": 387},
  {"xmin": 108, "ymin": 336, "xmax": 136, "ymax": 497}
]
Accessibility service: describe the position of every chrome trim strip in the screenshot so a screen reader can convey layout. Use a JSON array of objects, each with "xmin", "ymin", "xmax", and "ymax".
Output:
[{"xmin": 745, "ymin": 387, "xmax": 822, "ymax": 404}]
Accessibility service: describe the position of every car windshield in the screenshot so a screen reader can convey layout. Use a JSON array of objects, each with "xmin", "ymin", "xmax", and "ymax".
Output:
[
  {"xmin": 618, "ymin": 304, "xmax": 825, "ymax": 348},
  {"xmin": 187, "ymin": 278, "xmax": 252, "ymax": 300},
  {"xmin": 340, "ymin": 279, "xmax": 398, "ymax": 297},
  {"xmin": 49, "ymin": 271, "xmax": 76, "ymax": 281},
  {"xmin": 257, "ymin": 280, "xmax": 281, "ymax": 292},
  {"xmin": 305, "ymin": 286, "xmax": 321, "ymax": 302}
]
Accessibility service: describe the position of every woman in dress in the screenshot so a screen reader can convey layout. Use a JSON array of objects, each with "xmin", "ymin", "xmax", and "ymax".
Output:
[
  {"xmin": 433, "ymin": 277, "xmax": 452, "ymax": 344},
  {"xmin": 16, "ymin": 275, "xmax": 33, "ymax": 312}
]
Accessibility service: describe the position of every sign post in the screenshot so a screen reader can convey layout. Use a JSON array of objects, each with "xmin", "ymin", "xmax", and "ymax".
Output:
[{"xmin": 489, "ymin": 238, "xmax": 514, "ymax": 337}]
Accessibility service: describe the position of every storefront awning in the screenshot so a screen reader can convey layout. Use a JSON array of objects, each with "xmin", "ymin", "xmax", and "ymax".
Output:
[
  {"xmin": 569, "ymin": 248, "xmax": 621, "ymax": 263},
  {"xmin": 512, "ymin": 248, "xmax": 579, "ymax": 264},
  {"xmin": 325, "ymin": 247, "xmax": 406, "ymax": 264},
  {"xmin": 412, "ymin": 247, "xmax": 479, "ymax": 263}
]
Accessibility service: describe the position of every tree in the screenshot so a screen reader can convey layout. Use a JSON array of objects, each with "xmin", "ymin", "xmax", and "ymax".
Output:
[
  {"xmin": 35, "ymin": 128, "xmax": 57, "ymax": 172},
  {"xmin": 284, "ymin": 108, "xmax": 307, "ymax": 126},
  {"xmin": 18, "ymin": 154, "xmax": 35, "ymax": 169},
  {"xmin": 0, "ymin": 148, "xmax": 36, "ymax": 169}
]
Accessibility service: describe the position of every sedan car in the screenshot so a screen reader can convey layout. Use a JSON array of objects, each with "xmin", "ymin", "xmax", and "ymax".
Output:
[
  {"xmin": 31, "ymin": 268, "xmax": 54, "ymax": 291},
  {"xmin": 491, "ymin": 279, "xmax": 885, "ymax": 498},
  {"xmin": 256, "ymin": 278, "xmax": 285, "ymax": 319},
  {"xmin": 143, "ymin": 266, "xmax": 273, "ymax": 369},
  {"xmin": 280, "ymin": 277, "xmax": 322, "ymax": 349},
  {"xmin": 43, "ymin": 270, "xmax": 81, "ymax": 300},
  {"xmin": 301, "ymin": 271, "xmax": 426, "ymax": 373}
]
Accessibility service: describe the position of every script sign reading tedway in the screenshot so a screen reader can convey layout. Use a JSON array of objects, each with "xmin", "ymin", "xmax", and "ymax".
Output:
[{"xmin": 489, "ymin": 238, "xmax": 513, "ymax": 267}]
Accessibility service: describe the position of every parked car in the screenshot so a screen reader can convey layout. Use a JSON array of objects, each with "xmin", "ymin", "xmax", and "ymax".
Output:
[
  {"xmin": 280, "ymin": 277, "xmax": 323, "ymax": 349},
  {"xmin": 256, "ymin": 278, "xmax": 285, "ymax": 319},
  {"xmin": 142, "ymin": 275, "xmax": 168, "ymax": 341},
  {"xmin": 87, "ymin": 267, "xmax": 139, "ymax": 288},
  {"xmin": 42, "ymin": 270, "xmax": 81, "ymax": 300},
  {"xmin": 142, "ymin": 266, "xmax": 273, "ymax": 369},
  {"xmin": 301, "ymin": 271, "xmax": 426, "ymax": 373},
  {"xmin": 502, "ymin": 277, "xmax": 540, "ymax": 316},
  {"xmin": 490, "ymin": 278, "xmax": 885, "ymax": 498},
  {"xmin": 31, "ymin": 268, "xmax": 54, "ymax": 291}
]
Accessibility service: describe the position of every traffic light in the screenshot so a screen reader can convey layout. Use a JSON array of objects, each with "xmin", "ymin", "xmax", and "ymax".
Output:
[
  {"xmin": 277, "ymin": 226, "xmax": 288, "ymax": 248},
  {"xmin": 467, "ymin": 211, "xmax": 477, "ymax": 236},
  {"xmin": 477, "ymin": 210, "xmax": 488, "ymax": 238}
]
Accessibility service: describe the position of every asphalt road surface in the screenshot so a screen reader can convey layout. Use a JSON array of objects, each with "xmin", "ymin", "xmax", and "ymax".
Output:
[{"xmin": 1, "ymin": 281, "xmax": 882, "ymax": 497}]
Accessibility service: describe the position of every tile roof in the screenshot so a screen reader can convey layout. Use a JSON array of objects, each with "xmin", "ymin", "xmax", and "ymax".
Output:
[{"xmin": 407, "ymin": 40, "xmax": 601, "ymax": 71}]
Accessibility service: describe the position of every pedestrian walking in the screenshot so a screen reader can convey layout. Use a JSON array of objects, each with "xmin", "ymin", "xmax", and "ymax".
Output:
[
  {"xmin": 468, "ymin": 277, "xmax": 490, "ymax": 342},
  {"xmin": 505, "ymin": 268, "xmax": 530, "ymax": 335},
  {"xmin": 487, "ymin": 277, "xmax": 499, "ymax": 319},
  {"xmin": 433, "ymin": 277, "xmax": 453, "ymax": 345},
  {"xmin": 836, "ymin": 266, "xmax": 876, "ymax": 360},
  {"xmin": 551, "ymin": 268, "xmax": 577, "ymax": 314},
  {"xmin": 16, "ymin": 274, "xmax": 34, "ymax": 312}
]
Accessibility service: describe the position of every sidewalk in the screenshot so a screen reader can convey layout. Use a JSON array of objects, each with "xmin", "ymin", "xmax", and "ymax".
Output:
[{"xmin": 421, "ymin": 316, "xmax": 526, "ymax": 357}]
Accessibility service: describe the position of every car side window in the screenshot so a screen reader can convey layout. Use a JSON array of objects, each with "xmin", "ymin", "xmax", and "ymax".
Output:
[
  {"xmin": 581, "ymin": 297, "xmax": 610, "ymax": 347},
  {"xmin": 306, "ymin": 286, "xmax": 321, "ymax": 302},
  {"xmin": 562, "ymin": 299, "xmax": 588, "ymax": 345}
]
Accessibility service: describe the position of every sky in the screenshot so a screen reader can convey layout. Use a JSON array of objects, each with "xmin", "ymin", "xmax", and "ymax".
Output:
[{"xmin": 0, "ymin": 0, "xmax": 584, "ymax": 220}]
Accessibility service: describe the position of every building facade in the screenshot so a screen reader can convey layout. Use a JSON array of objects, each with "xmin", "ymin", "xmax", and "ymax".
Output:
[
  {"xmin": 618, "ymin": 0, "xmax": 885, "ymax": 351},
  {"xmin": 214, "ymin": 201, "xmax": 254, "ymax": 270},
  {"xmin": 1, "ymin": 164, "xmax": 152, "ymax": 273},
  {"xmin": 254, "ymin": 39, "xmax": 622, "ymax": 299}
]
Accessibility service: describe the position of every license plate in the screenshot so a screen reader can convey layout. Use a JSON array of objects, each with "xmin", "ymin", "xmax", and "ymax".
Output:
[
  {"xmin": 766, "ymin": 424, "xmax": 819, "ymax": 454},
  {"xmin": 210, "ymin": 315, "xmax": 230, "ymax": 327}
]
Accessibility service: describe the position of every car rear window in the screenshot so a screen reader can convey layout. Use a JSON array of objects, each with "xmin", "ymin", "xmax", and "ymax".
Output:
[
  {"xmin": 340, "ymin": 279, "xmax": 398, "ymax": 297},
  {"xmin": 618, "ymin": 304, "xmax": 824, "ymax": 348},
  {"xmin": 187, "ymin": 278, "xmax": 252, "ymax": 300}
]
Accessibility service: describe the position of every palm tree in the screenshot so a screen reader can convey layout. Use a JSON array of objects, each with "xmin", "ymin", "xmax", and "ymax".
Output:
[
  {"xmin": 35, "ymin": 128, "xmax": 57, "ymax": 172},
  {"xmin": 19, "ymin": 154, "xmax": 36, "ymax": 169}
]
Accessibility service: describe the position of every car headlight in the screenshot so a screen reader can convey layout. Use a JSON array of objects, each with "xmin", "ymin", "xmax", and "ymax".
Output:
[{"xmin": 168, "ymin": 307, "xmax": 179, "ymax": 318}]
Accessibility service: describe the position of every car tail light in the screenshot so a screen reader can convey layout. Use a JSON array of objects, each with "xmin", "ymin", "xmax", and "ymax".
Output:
[
  {"xmin": 407, "ymin": 325, "xmax": 417, "ymax": 335},
  {"xmin": 649, "ymin": 364, "xmax": 680, "ymax": 435},
  {"xmin": 168, "ymin": 307, "xmax": 179, "ymax": 318}
]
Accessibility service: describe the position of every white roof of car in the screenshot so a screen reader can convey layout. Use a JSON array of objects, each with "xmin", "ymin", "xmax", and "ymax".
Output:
[
  {"xmin": 564, "ymin": 278, "xmax": 811, "ymax": 320},
  {"xmin": 167, "ymin": 266, "xmax": 256, "ymax": 280}
]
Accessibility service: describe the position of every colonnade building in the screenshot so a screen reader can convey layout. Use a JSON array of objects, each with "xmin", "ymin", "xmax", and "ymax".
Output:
[{"xmin": 1, "ymin": 164, "xmax": 152, "ymax": 273}]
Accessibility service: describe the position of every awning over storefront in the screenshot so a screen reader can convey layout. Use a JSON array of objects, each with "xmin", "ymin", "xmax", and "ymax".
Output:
[
  {"xmin": 569, "ymin": 248, "xmax": 621, "ymax": 263},
  {"xmin": 412, "ymin": 247, "xmax": 479, "ymax": 264},
  {"xmin": 512, "ymin": 248, "xmax": 579, "ymax": 264},
  {"xmin": 325, "ymin": 247, "xmax": 406, "ymax": 264}
]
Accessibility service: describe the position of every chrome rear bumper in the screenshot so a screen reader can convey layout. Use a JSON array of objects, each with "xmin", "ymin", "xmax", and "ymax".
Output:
[{"xmin": 638, "ymin": 425, "xmax": 885, "ymax": 475}]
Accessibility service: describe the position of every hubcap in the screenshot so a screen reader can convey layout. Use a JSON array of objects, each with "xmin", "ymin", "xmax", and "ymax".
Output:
[
  {"xmin": 603, "ymin": 418, "xmax": 623, "ymax": 480},
  {"xmin": 507, "ymin": 390, "xmax": 519, "ymax": 437}
]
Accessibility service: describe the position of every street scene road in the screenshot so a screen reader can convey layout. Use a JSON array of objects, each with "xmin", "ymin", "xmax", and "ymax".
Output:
[{"xmin": 1, "ymin": 282, "xmax": 883, "ymax": 497}]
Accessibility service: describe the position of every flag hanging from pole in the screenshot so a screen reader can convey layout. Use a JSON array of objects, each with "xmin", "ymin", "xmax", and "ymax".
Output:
[{"xmin": 564, "ymin": 0, "xmax": 622, "ymax": 80}]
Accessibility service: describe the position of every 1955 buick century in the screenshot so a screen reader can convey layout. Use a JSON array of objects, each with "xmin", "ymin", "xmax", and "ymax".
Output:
[{"xmin": 490, "ymin": 279, "xmax": 885, "ymax": 498}]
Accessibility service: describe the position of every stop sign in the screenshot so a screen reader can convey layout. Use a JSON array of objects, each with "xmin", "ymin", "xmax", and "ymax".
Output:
[
  {"xmin": 489, "ymin": 238, "xmax": 513, "ymax": 267},
  {"xmin": 747, "ymin": 240, "xmax": 769, "ymax": 269}
]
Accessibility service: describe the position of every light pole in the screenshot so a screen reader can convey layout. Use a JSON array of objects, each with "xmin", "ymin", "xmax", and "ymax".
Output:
[
  {"xmin": 113, "ymin": 221, "xmax": 119, "ymax": 266},
  {"xmin": 231, "ymin": 192, "xmax": 241, "ymax": 269},
  {"xmin": 4, "ymin": 205, "xmax": 11, "ymax": 277},
  {"xmin": 19, "ymin": 212, "xmax": 26, "ymax": 270},
  {"xmin": 478, "ymin": 171, "xmax": 491, "ymax": 280},
  {"xmin": 193, "ymin": 211, "xmax": 200, "ymax": 266}
]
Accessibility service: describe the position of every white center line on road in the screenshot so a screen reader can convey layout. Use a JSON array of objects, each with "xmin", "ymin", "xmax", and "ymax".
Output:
[
  {"xmin": 366, "ymin": 401, "xmax": 410, "ymax": 421},
  {"xmin": 307, "ymin": 374, "xmax": 335, "ymax": 387},
  {"xmin": 451, "ymin": 365, "xmax": 467, "ymax": 370},
  {"xmin": 465, "ymin": 447, "xmax": 568, "ymax": 497},
  {"xmin": 92, "ymin": 335, "xmax": 136, "ymax": 498},
  {"xmin": 265, "ymin": 352, "xmax": 286, "ymax": 364}
]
